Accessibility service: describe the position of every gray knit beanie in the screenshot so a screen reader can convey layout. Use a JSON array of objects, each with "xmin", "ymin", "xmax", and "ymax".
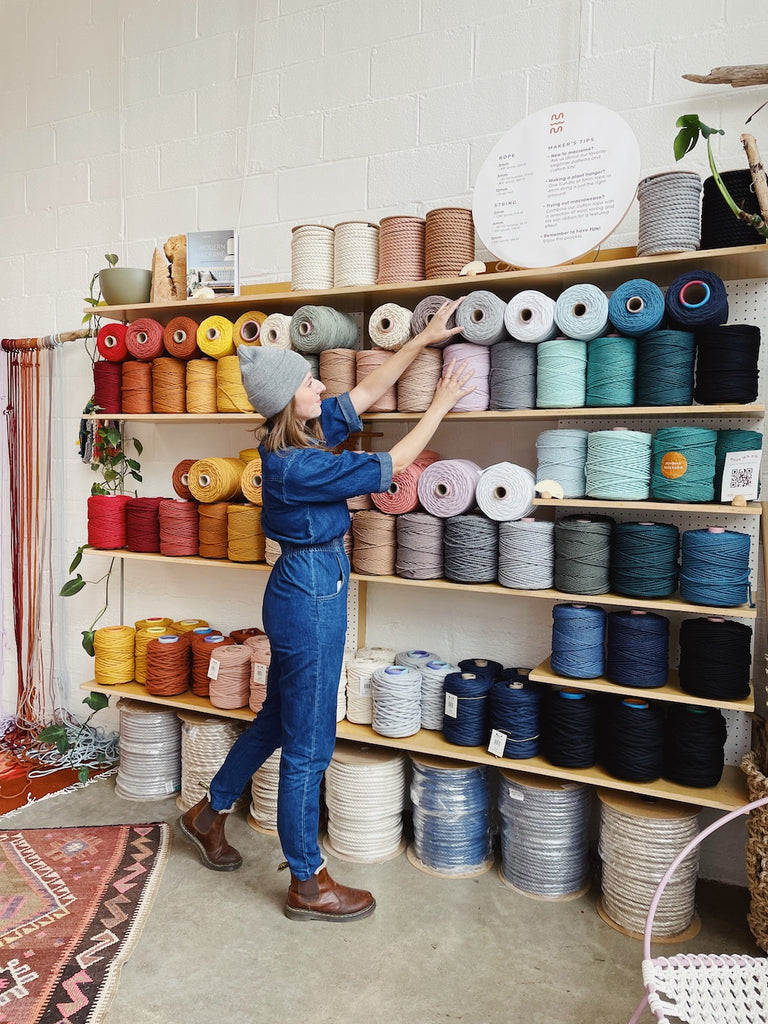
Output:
[{"xmin": 237, "ymin": 345, "xmax": 312, "ymax": 419}]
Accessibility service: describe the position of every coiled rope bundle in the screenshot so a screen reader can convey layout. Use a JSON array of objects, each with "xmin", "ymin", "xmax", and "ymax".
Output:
[
  {"xmin": 550, "ymin": 604, "xmax": 606, "ymax": 679},
  {"xmin": 126, "ymin": 318, "xmax": 165, "ymax": 360},
  {"xmin": 606, "ymin": 610, "xmax": 669, "ymax": 689},
  {"xmin": 679, "ymin": 528, "xmax": 751, "ymax": 607},
  {"xmin": 355, "ymin": 350, "xmax": 397, "ymax": 411},
  {"xmin": 395, "ymin": 512, "xmax": 444, "ymax": 580},
  {"xmin": 498, "ymin": 772, "xmax": 592, "ymax": 899},
  {"xmin": 233, "ymin": 311, "xmax": 266, "ymax": 348},
  {"xmin": 409, "ymin": 756, "xmax": 492, "ymax": 877},
  {"xmin": 586, "ymin": 336, "xmax": 637, "ymax": 407},
  {"xmin": 249, "ymin": 748, "xmax": 281, "ymax": 833},
  {"xmin": 158, "ymin": 499, "xmax": 199, "ymax": 557},
  {"xmin": 97, "ymin": 322, "xmax": 128, "ymax": 361},
  {"xmin": 442, "ymin": 342, "xmax": 491, "ymax": 411},
  {"xmin": 678, "ymin": 617, "xmax": 753, "ymax": 700},
  {"xmin": 260, "ymin": 312, "xmax": 292, "ymax": 348},
  {"xmin": 598, "ymin": 791, "xmax": 701, "ymax": 938},
  {"xmin": 425, "ymin": 206, "xmax": 474, "ymax": 278},
  {"xmin": 411, "ymin": 294, "xmax": 456, "ymax": 345},
  {"xmin": 536, "ymin": 429, "xmax": 589, "ymax": 498},
  {"xmin": 650, "ymin": 426, "xmax": 717, "ymax": 503},
  {"xmin": 216, "ymin": 355, "xmax": 253, "ymax": 413},
  {"xmin": 209, "ymin": 644, "xmax": 252, "ymax": 709},
  {"xmin": 498, "ymin": 518, "xmax": 555, "ymax": 590},
  {"xmin": 198, "ymin": 502, "xmax": 229, "ymax": 559},
  {"xmin": 324, "ymin": 743, "xmax": 408, "ymax": 863},
  {"xmin": 417, "ymin": 659, "xmax": 457, "ymax": 730},
  {"xmin": 554, "ymin": 515, "xmax": 613, "ymax": 595},
  {"xmin": 371, "ymin": 665, "xmax": 422, "ymax": 738},
  {"xmin": 319, "ymin": 348, "xmax": 356, "ymax": 397},
  {"xmin": 164, "ymin": 316, "xmax": 201, "ymax": 360},
  {"xmin": 489, "ymin": 339, "xmax": 538, "ymax": 410},
  {"xmin": 291, "ymin": 223, "xmax": 334, "ymax": 291},
  {"xmin": 115, "ymin": 699, "xmax": 181, "ymax": 801},
  {"xmin": 610, "ymin": 522, "xmax": 680, "ymax": 599},
  {"xmin": 188, "ymin": 457, "xmax": 246, "ymax": 503},
  {"xmin": 152, "ymin": 356, "xmax": 187, "ymax": 413},
  {"xmin": 121, "ymin": 361, "xmax": 153, "ymax": 414},
  {"xmin": 635, "ymin": 330, "xmax": 696, "ymax": 406},
  {"xmin": 333, "ymin": 221, "xmax": 379, "ymax": 287},
  {"xmin": 585, "ymin": 429, "xmax": 652, "ymax": 500},
  {"xmin": 186, "ymin": 359, "xmax": 218, "ymax": 412},
  {"xmin": 87, "ymin": 494, "xmax": 131, "ymax": 550},
  {"xmin": 637, "ymin": 171, "xmax": 702, "ymax": 256},
  {"xmin": 397, "ymin": 349, "xmax": 443, "ymax": 411},
  {"xmin": 377, "ymin": 215, "xmax": 426, "ymax": 283},
  {"xmin": 177, "ymin": 710, "xmax": 246, "ymax": 812}
]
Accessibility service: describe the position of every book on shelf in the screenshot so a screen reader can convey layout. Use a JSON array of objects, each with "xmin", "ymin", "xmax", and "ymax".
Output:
[{"xmin": 186, "ymin": 229, "xmax": 239, "ymax": 297}]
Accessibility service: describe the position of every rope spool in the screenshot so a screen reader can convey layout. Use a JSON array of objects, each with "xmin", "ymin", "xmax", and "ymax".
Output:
[
  {"xmin": 442, "ymin": 341, "xmax": 491, "ymax": 410},
  {"xmin": 260, "ymin": 312, "xmax": 292, "ymax": 348},
  {"xmin": 425, "ymin": 206, "xmax": 474, "ymax": 279},
  {"xmin": 397, "ymin": 349, "xmax": 443, "ymax": 411},
  {"xmin": 610, "ymin": 522, "xmax": 680, "ymax": 599},
  {"xmin": 411, "ymin": 294, "xmax": 456, "ymax": 346},
  {"xmin": 554, "ymin": 515, "xmax": 613, "ymax": 595},
  {"xmin": 197, "ymin": 315, "xmax": 235, "ymax": 359},
  {"xmin": 291, "ymin": 223, "xmax": 334, "ymax": 291},
  {"xmin": 158, "ymin": 499, "xmax": 199, "ymax": 557},
  {"xmin": 125, "ymin": 318, "xmax": 165, "ymax": 361},
  {"xmin": 319, "ymin": 348, "xmax": 356, "ymax": 397},
  {"xmin": 607, "ymin": 279, "xmax": 665, "ymax": 336},
  {"xmin": 504, "ymin": 290, "xmax": 557, "ymax": 344},
  {"xmin": 665, "ymin": 270, "xmax": 729, "ymax": 329},
  {"xmin": 371, "ymin": 449, "xmax": 439, "ymax": 515},
  {"xmin": 536, "ymin": 338, "xmax": 587, "ymax": 408},
  {"xmin": 125, "ymin": 496, "xmax": 163, "ymax": 553},
  {"xmin": 606, "ymin": 610, "xmax": 670, "ymax": 689},
  {"xmin": 498, "ymin": 770, "xmax": 591, "ymax": 899},
  {"xmin": 333, "ymin": 221, "xmax": 379, "ymax": 287},
  {"xmin": 346, "ymin": 649, "xmax": 396, "ymax": 725},
  {"xmin": 323, "ymin": 742, "xmax": 408, "ymax": 863},
  {"xmin": 248, "ymin": 748, "xmax": 282, "ymax": 833},
  {"xmin": 233, "ymin": 311, "xmax": 267, "ymax": 347},
  {"xmin": 377, "ymin": 215, "xmax": 426, "ymax": 283},
  {"xmin": 637, "ymin": 171, "xmax": 703, "ymax": 256},
  {"xmin": 679, "ymin": 527, "xmax": 751, "ymax": 607},
  {"xmin": 395, "ymin": 511, "xmax": 444, "ymax": 580},
  {"xmin": 97, "ymin": 322, "xmax": 128, "ymax": 361},
  {"xmin": 679, "ymin": 617, "xmax": 752, "ymax": 701},
  {"xmin": 87, "ymin": 494, "xmax": 131, "ymax": 550},
  {"xmin": 702, "ymin": 168, "xmax": 768, "ymax": 249},
  {"xmin": 585, "ymin": 429, "xmax": 652, "ymax": 500},
  {"xmin": 240, "ymin": 458, "xmax": 263, "ymax": 505},
  {"xmin": 536, "ymin": 429, "xmax": 588, "ymax": 498},
  {"xmin": 186, "ymin": 358, "xmax": 218, "ymax": 413},
  {"xmin": 177, "ymin": 710, "xmax": 247, "ymax": 812},
  {"xmin": 163, "ymin": 316, "xmax": 200, "ymax": 360},
  {"xmin": 368, "ymin": 303, "xmax": 412, "ymax": 351},
  {"xmin": 489, "ymin": 340, "xmax": 537, "ymax": 410},
  {"xmin": 650, "ymin": 427, "xmax": 717, "ymax": 503},
  {"xmin": 290, "ymin": 305, "xmax": 358, "ymax": 353},
  {"xmin": 191, "ymin": 633, "xmax": 234, "ymax": 697},
  {"xmin": 355, "ymin": 349, "xmax": 397, "ymax": 411},
  {"xmin": 475, "ymin": 462, "xmax": 535, "ymax": 521},
  {"xmin": 351, "ymin": 510, "xmax": 397, "ymax": 575},
  {"xmin": 371, "ymin": 665, "xmax": 422, "ymax": 738},
  {"xmin": 542, "ymin": 687, "xmax": 599, "ymax": 769},
  {"xmin": 93, "ymin": 360, "xmax": 122, "ymax": 413},
  {"xmin": 227, "ymin": 504, "xmax": 265, "ymax": 562},
  {"xmin": 664, "ymin": 705, "xmax": 727, "ymax": 788},
  {"xmin": 121, "ymin": 361, "xmax": 153, "ymax": 413},
  {"xmin": 444, "ymin": 513, "xmax": 498, "ymax": 584},
  {"xmin": 216, "ymin": 355, "xmax": 254, "ymax": 413},
  {"xmin": 416, "ymin": 458, "xmax": 481, "ymax": 517},
  {"xmin": 115, "ymin": 699, "xmax": 181, "ymax": 801},
  {"xmin": 209, "ymin": 644, "xmax": 252, "ymax": 709},
  {"xmin": 171, "ymin": 458, "xmax": 197, "ymax": 500},
  {"xmin": 635, "ymin": 331, "xmax": 696, "ymax": 406},
  {"xmin": 197, "ymin": 502, "xmax": 230, "ymax": 559},
  {"xmin": 551, "ymin": 603, "xmax": 606, "ymax": 679},
  {"xmin": 151, "ymin": 356, "xmax": 186, "ymax": 413},
  {"xmin": 498, "ymin": 518, "xmax": 554, "ymax": 589},
  {"xmin": 585, "ymin": 336, "xmax": 637, "ymax": 407},
  {"xmin": 597, "ymin": 790, "xmax": 701, "ymax": 940},
  {"xmin": 603, "ymin": 697, "xmax": 665, "ymax": 782},
  {"xmin": 145, "ymin": 634, "xmax": 191, "ymax": 696},
  {"xmin": 455, "ymin": 290, "xmax": 507, "ymax": 346},
  {"xmin": 554, "ymin": 284, "xmax": 610, "ymax": 341},
  {"xmin": 489, "ymin": 677, "xmax": 542, "ymax": 758},
  {"xmin": 694, "ymin": 324, "xmax": 761, "ymax": 405},
  {"xmin": 187, "ymin": 458, "xmax": 246, "ymax": 503},
  {"xmin": 94, "ymin": 625, "xmax": 136, "ymax": 685},
  {"xmin": 134, "ymin": 625, "xmax": 169, "ymax": 685}
]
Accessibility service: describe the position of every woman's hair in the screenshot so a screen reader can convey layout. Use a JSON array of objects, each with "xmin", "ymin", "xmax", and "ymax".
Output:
[{"xmin": 255, "ymin": 398, "xmax": 326, "ymax": 453}]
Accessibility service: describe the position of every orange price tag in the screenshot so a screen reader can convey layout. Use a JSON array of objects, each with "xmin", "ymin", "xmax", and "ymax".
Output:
[{"xmin": 660, "ymin": 451, "xmax": 688, "ymax": 479}]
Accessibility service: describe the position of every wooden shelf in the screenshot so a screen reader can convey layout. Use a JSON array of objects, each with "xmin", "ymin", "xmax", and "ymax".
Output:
[
  {"xmin": 84, "ymin": 548, "xmax": 757, "ymax": 618},
  {"xmin": 533, "ymin": 498, "xmax": 762, "ymax": 515},
  {"xmin": 81, "ymin": 403, "xmax": 766, "ymax": 425},
  {"xmin": 87, "ymin": 243, "xmax": 768, "ymax": 325},
  {"xmin": 80, "ymin": 681, "xmax": 747, "ymax": 810},
  {"xmin": 529, "ymin": 657, "xmax": 755, "ymax": 712}
]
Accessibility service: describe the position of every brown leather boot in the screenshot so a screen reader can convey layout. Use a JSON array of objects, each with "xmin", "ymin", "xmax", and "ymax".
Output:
[
  {"xmin": 178, "ymin": 795, "xmax": 242, "ymax": 871},
  {"xmin": 285, "ymin": 865, "xmax": 376, "ymax": 922}
]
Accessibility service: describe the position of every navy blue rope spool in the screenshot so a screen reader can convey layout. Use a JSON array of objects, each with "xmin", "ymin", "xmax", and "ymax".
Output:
[
  {"xmin": 410, "ymin": 759, "xmax": 491, "ymax": 873},
  {"xmin": 550, "ymin": 603, "xmax": 606, "ymax": 679},
  {"xmin": 608, "ymin": 279, "xmax": 665, "ymax": 337},
  {"xmin": 664, "ymin": 705, "xmax": 727, "ymax": 788},
  {"xmin": 714, "ymin": 429, "xmax": 763, "ymax": 497},
  {"xmin": 458, "ymin": 658, "xmax": 502, "ymax": 682},
  {"xmin": 489, "ymin": 679, "xmax": 542, "ymax": 759},
  {"xmin": 605, "ymin": 610, "xmax": 669, "ymax": 689},
  {"xmin": 554, "ymin": 514, "xmax": 613, "ymax": 595},
  {"xmin": 442, "ymin": 671, "xmax": 493, "ymax": 747},
  {"xmin": 635, "ymin": 330, "xmax": 695, "ymax": 406},
  {"xmin": 680, "ymin": 528, "xmax": 751, "ymax": 607},
  {"xmin": 664, "ymin": 270, "xmax": 729, "ymax": 329},
  {"xmin": 694, "ymin": 324, "xmax": 761, "ymax": 405},
  {"xmin": 650, "ymin": 426, "xmax": 717, "ymax": 503},
  {"xmin": 678, "ymin": 617, "xmax": 752, "ymax": 701},
  {"xmin": 603, "ymin": 697, "xmax": 664, "ymax": 783},
  {"xmin": 542, "ymin": 688, "xmax": 598, "ymax": 768},
  {"xmin": 610, "ymin": 521, "xmax": 679, "ymax": 599}
]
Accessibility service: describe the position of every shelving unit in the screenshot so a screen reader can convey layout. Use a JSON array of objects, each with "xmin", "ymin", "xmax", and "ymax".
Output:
[{"xmin": 81, "ymin": 241, "xmax": 767, "ymax": 814}]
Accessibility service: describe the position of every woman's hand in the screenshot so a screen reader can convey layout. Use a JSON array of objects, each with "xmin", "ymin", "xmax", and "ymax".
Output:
[
  {"xmin": 411, "ymin": 297, "xmax": 465, "ymax": 350},
  {"xmin": 430, "ymin": 358, "xmax": 476, "ymax": 415}
]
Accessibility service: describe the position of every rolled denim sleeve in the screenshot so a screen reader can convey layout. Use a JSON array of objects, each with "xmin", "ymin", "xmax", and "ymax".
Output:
[
  {"xmin": 319, "ymin": 392, "xmax": 363, "ymax": 449},
  {"xmin": 283, "ymin": 448, "xmax": 393, "ymax": 504}
]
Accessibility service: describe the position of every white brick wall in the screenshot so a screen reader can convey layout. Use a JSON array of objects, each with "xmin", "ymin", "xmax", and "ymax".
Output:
[{"xmin": 1, "ymin": 0, "xmax": 764, "ymax": 885}]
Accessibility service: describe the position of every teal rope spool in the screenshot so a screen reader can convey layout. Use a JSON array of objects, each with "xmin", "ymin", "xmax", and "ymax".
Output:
[
  {"xmin": 536, "ymin": 338, "xmax": 587, "ymax": 408},
  {"xmin": 714, "ymin": 429, "xmax": 763, "ymax": 498},
  {"xmin": 289, "ymin": 305, "xmax": 358, "ymax": 353},
  {"xmin": 585, "ymin": 429, "xmax": 652, "ymax": 500},
  {"xmin": 586, "ymin": 336, "xmax": 637, "ymax": 407},
  {"xmin": 650, "ymin": 426, "xmax": 717, "ymax": 502},
  {"xmin": 635, "ymin": 330, "xmax": 695, "ymax": 406}
]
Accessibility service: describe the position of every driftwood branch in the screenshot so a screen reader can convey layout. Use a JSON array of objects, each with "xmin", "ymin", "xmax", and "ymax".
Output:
[
  {"xmin": 741, "ymin": 133, "xmax": 768, "ymax": 224},
  {"xmin": 683, "ymin": 64, "xmax": 768, "ymax": 88}
]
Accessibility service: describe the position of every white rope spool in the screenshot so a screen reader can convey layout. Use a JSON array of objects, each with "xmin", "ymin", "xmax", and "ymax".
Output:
[
  {"xmin": 368, "ymin": 302, "xmax": 412, "ymax": 350},
  {"xmin": 176, "ymin": 709, "xmax": 247, "ymax": 812},
  {"xmin": 323, "ymin": 741, "xmax": 408, "ymax": 862},
  {"xmin": 115, "ymin": 698, "xmax": 181, "ymax": 801},
  {"xmin": 248, "ymin": 748, "xmax": 281, "ymax": 834},
  {"xmin": 333, "ymin": 221, "xmax": 379, "ymax": 287},
  {"xmin": 597, "ymin": 789, "xmax": 702, "ymax": 941},
  {"xmin": 345, "ymin": 649, "xmax": 396, "ymax": 724},
  {"xmin": 291, "ymin": 223, "xmax": 334, "ymax": 291},
  {"xmin": 260, "ymin": 312, "xmax": 293, "ymax": 349}
]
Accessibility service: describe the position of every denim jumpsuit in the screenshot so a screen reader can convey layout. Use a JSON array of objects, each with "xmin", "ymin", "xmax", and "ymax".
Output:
[{"xmin": 209, "ymin": 393, "xmax": 393, "ymax": 880}]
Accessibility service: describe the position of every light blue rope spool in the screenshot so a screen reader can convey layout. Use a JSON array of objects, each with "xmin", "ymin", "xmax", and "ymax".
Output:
[
  {"xmin": 455, "ymin": 290, "xmax": 508, "ymax": 346},
  {"xmin": 607, "ymin": 279, "xmax": 665, "ymax": 337},
  {"xmin": 650, "ymin": 426, "xmax": 717, "ymax": 502},
  {"xmin": 536, "ymin": 429, "xmax": 589, "ymax": 498},
  {"xmin": 635, "ymin": 330, "xmax": 695, "ymax": 406},
  {"xmin": 554, "ymin": 283, "xmax": 610, "ymax": 341},
  {"xmin": 585, "ymin": 429, "xmax": 652, "ymax": 500},
  {"xmin": 536, "ymin": 338, "xmax": 587, "ymax": 408},
  {"xmin": 289, "ymin": 305, "xmax": 358, "ymax": 353},
  {"xmin": 680, "ymin": 528, "xmax": 751, "ymax": 607},
  {"xmin": 586, "ymin": 336, "xmax": 637, "ymax": 407},
  {"xmin": 551, "ymin": 603, "xmax": 606, "ymax": 678}
]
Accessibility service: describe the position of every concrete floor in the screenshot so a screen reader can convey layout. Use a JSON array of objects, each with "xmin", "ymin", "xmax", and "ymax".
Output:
[{"xmin": 1, "ymin": 776, "xmax": 760, "ymax": 1024}]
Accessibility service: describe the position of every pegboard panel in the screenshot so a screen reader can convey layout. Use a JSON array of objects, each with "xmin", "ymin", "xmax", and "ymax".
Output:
[
  {"xmin": 345, "ymin": 580, "xmax": 360, "ymax": 652},
  {"xmin": 724, "ymin": 708, "xmax": 752, "ymax": 765}
]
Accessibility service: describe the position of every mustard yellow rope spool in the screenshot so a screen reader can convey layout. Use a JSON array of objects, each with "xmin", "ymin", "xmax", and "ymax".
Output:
[
  {"xmin": 197, "ymin": 315, "xmax": 235, "ymax": 359},
  {"xmin": 241, "ymin": 458, "xmax": 264, "ymax": 506},
  {"xmin": 186, "ymin": 358, "xmax": 218, "ymax": 413},
  {"xmin": 172, "ymin": 618, "xmax": 210, "ymax": 634},
  {"xmin": 187, "ymin": 458, "xmax": 247, "ymax": 503},
  {"xmin": 239, "ymin": 448, "xmax": 260, "ymax": 462},
  {"xmin": 135, "ymin": 625, "xmax": 169, "ymax": 684},
  {"xmin": 227, "ymin": 505, "xmax": 265, "ymax": 562},
  {"xmin": 94, "ymin": 625, "xmax": 136, "ymax": 685},
  {"xmin": 233, "ymin": 311, "xmax": 267, "ymax": 348},
  {"xmin": 216, "ymin": 355, "xmax": 254, "ymax": 413},
  {"xmin": 134, "ymin": 616, "xmax": 173, "ymax": 632}
]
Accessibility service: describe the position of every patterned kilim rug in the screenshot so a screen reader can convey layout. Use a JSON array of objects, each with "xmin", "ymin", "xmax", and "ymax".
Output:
[{"xmin": 0, "ymin": 823, "xmax": 170, "ymax": 1024}]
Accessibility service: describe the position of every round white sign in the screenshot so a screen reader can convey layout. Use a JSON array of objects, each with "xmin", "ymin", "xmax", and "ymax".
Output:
[{"xmin": 472, "ymin": 102, "xmax": 641, "ymax": 269}]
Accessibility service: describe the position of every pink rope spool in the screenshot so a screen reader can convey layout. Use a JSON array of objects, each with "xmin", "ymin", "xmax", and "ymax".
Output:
[
  {"xmin": 158, "ymin": 499, "xmax": 199, "ymax": 556},
  {"xmin": 441, "ymin": 342, "xmax": 491, "ymax": 411},
  {"xmin": 125, "ymin": 318, "xmax": 165, "ymax": 361},
  {"xmin": 209, "ymin": 645, "xmax": 252, "ymax": 709},
  {"xmin": 377, "ymin": 216, "xmax": 426, "ymax": 284},
  {"xmin": 356, "ymin": 350, "xmax": 397, "ymax": 411},
  {"xmin": 96, "ymin": 322, "xmax": 128, "ymax": 361},
  {"xmin": 425, "ymin": 207, "xmax": 475, "ymax": 279},
  {"xmin": 371, "ymin": 450, "xmax": 440, "ymax": 514}
]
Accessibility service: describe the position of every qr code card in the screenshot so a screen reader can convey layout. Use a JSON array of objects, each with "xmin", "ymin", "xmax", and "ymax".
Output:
[{"xmin": 721, "ymin": 449, "xmax": 762, "ymax": 501}]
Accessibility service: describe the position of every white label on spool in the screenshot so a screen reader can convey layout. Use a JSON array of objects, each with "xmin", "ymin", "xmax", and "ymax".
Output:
[
  {"xmin": 488, "ymin": 730, "xmax": 507, "ymax": 757},
  {"xmin": 472, "ymin": 102, "xmax": 641, "ymax": 268},
  {"xmin": 358, "ymin": 674, "xmax": 372, "ymax": 696},
  {"xmin": 444, "ymin": 692, "xmax": 458, "ymax": 718},
  {"xmin": 208, "ymin": 658, "xmax": 221, "ymax": 680},
  {"xmin": 721, "ymin": 450, "xmax": 761, "ymax": 501},
  {"xmin": 506, "ymin": 786, "xmax": 524, "ymax": 801},
  {"xmin": 252, "ymin": 662, "xmax": 267, "ymax": 684}
]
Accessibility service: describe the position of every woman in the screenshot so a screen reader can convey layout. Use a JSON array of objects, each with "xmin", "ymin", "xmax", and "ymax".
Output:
[{"xmin": 179, "ymin": 298, "xmax": 473, "ymax": 921}]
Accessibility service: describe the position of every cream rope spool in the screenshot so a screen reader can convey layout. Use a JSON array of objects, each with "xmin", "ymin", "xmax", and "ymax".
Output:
[
  {"xmin": 176, "ymin": 709, "xmax": 247, "ymax": 812},
  {"xmin": 248, "ymin": 748, "xmax": 282, "ymax": 834},
  {"xmin": 319, "ymin": 348, "xmax": 356, "ymax": 397},
  {"xmin": 323, "ymin": 742, "xmax": 408, "ymax": 863},
  {"xmin": 397, "ymin": 349, "xmax": 442, "ymax": 412},
  {"xmin": 115, "ymin": 698, "xmax": 181, "ymax": 801},
  {"xmin": 260, "ymin": 312, "xmax": 293, "ymax": 348},
  {"xmin": 216, "ymin": 355, "xmax": 254, "ymax": 413},
  {"xmin": 333, "ymin": 220, "xmax": 379, "ymax": 287},
  {"xmin": 265, "ymin": 536, "xmax": 281, "ymax": 565},
  {"xmin": 368, "ymin": 303, "xmax": 412, "ymax": 351},
  {"xmin": 240, "ymin": 458, "xmax": 263, "ymax": 506},
  {"xmin": 597, "ymin": 789, "xmax": 702, "ymax": 941},
  {"xmin": 291, "ymin": 223, "xmax": 334, "ymax": 291},
  {"xmin": 345, "ymin": 649, "xmax": 395, "ymax": 725},
  {"xmin": 425, "ymin": 206, "xmax": 475, "ymax": 279},
  {"xmin": 187, "ymin": 458, "xmax": 247, "ymax": 503}
]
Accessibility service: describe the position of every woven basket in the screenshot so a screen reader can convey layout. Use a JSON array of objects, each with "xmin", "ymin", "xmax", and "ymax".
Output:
[{"xmin": 742, "ymin": 751, "xmax": 768, "ymax": 951}]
